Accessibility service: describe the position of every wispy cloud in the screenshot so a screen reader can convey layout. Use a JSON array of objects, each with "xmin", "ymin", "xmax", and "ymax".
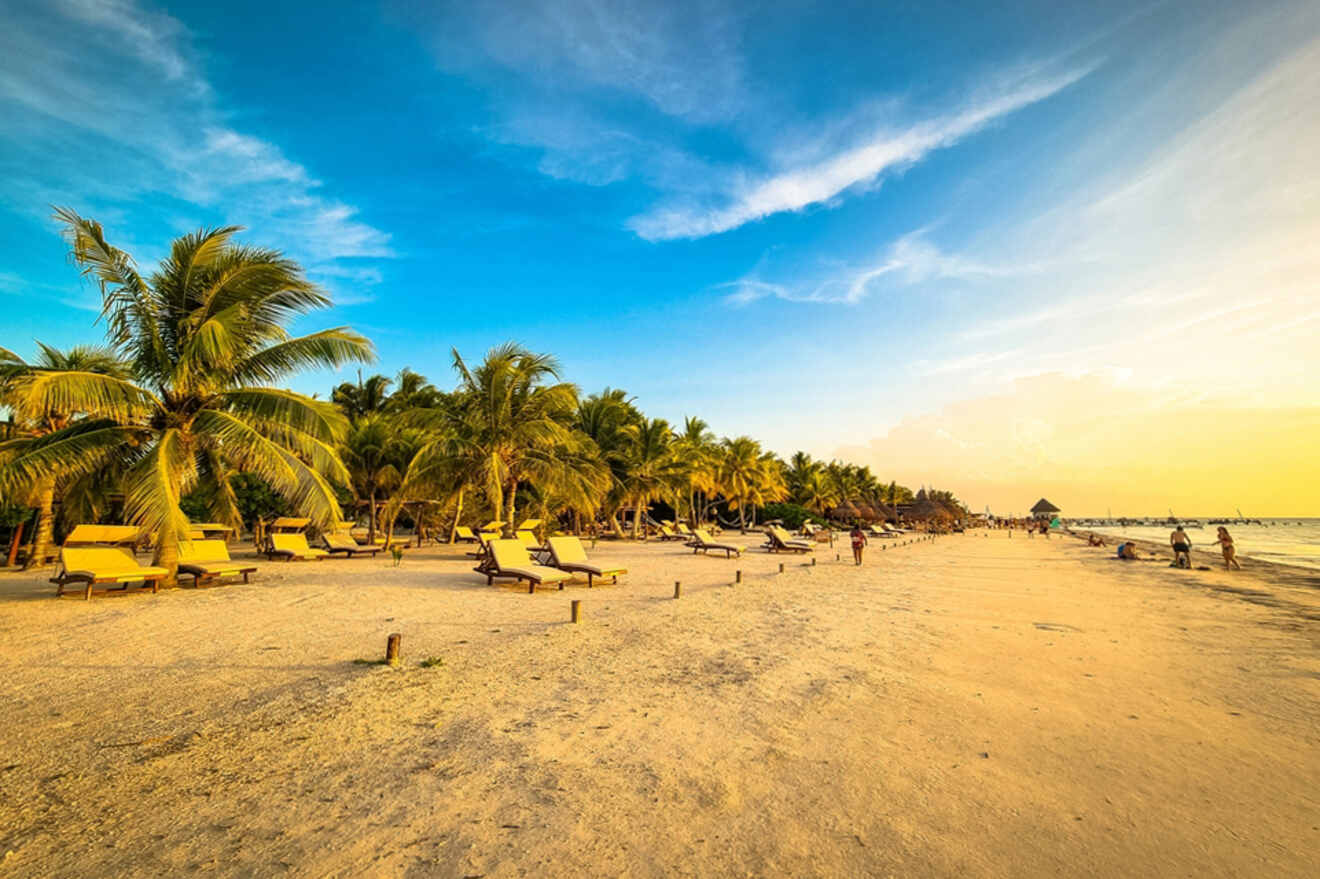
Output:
[
  {"xmin": 0, "ymin": 0, "xmax": 391, "ymax": 298},
  {"xmin": 629, "ymin": 66, "xmax": 1094, "ymax": 240},
  {"xmin": 723, "ymin": 230, "xmax": 1034, "ymax": 305}
]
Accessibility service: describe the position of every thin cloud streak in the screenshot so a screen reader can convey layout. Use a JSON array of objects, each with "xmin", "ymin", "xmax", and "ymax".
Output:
[{"xmin": 631, "ymin": 66, "xmax": 1095, "ymax": 241}]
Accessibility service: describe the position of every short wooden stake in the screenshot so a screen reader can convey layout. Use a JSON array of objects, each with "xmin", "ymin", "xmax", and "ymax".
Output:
[
  {"xmin": 735, "ymin": 570, "xmax": 742, "ymax": 584},
  {"xmin": 673, "ymin": 581, "xmax": 681, "ymax": 599},
  {"xmin": 385, "ymin": 633, "xmax": 402, "ymax": 667},
  {"xmin": 778, "ymin": 562, "xmax": 784, "ymax": 574},
  {"xmin": 835, "ymin": 553, "xmax": 840, "ymax": 561},
  {"xmin": 571, "ymin": 600, "xmax": 582, "ymax": 623},
  {"xmin": 811, "ymin": 557, "xmax": 816, "ymax": 566}
]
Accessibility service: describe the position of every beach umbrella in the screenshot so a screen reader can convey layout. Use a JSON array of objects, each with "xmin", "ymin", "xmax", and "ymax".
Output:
[{"xmin": 828, "ymin": 500, "xmax": 860, "ymax": 522}]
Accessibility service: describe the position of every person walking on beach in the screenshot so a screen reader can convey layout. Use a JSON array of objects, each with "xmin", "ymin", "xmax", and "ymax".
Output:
[
  {"xmin": 1170, "ymin": 525, "xmax": 1192, "ymax": 568},
  {"xmin": 850, "ymin": 523, "xmax": 867, "ymax": 566},
  {"xmin": 1214, "ymin": 526, "xmax": 1242, "ymax": 570}
]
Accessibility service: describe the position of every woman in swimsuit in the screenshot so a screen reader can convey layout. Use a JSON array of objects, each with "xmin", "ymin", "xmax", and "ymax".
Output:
[
  {"xmin": 850, "ymin": 523, "xmax": 867, "ymax": 566},
  {"xmin": 1214, "ymin": 526, "xmax": 1242, "ymax": 570}
]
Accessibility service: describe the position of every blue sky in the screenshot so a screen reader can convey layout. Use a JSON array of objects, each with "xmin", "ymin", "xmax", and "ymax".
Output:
[{"xmin": 2, "ymin": 0, "xmax": 1317, "ymax": 511}]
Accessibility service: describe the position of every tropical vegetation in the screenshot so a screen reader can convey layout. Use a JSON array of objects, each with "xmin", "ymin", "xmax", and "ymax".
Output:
[{"xmin": 0, "ymin": 211, "xmax": 966, "ymax": 574}]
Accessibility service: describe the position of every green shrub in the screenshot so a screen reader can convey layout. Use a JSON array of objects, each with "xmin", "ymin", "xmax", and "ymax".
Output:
[{"xmin": 759, "ymin": 503, "xmax": 824, "ymax": 530}]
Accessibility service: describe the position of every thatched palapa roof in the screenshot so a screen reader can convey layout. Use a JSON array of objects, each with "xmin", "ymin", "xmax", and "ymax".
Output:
[{"xmin": 1030, "ymin": 498, "xmax": 1061, "ymax": 514}]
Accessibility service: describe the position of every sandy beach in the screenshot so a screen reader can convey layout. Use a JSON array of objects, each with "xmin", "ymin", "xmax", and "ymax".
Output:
[{"xmin": 0, "ymin": 532, "xmax": 1317, "ymax": 877}]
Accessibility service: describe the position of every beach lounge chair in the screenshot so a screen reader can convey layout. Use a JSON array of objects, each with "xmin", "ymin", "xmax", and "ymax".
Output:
[
  {"xmin": 265, "ymin": 532, "xmax": 328, "ymax": 561},
  {"xmin": 476, "ymin": 539, "xmax": 572, "ymax": 593},
  {"xmin": 675, "ymin": 523, "xmax": 695, "ymax": 538},
  {"xmin": 453, "ymin": 525, "xmax": 480, "ymax": 543},
  {"xmin": 481, "ymin": 520, "xmax": 504, "ymax": 535},
  {"xmin": 868, "ymin": 524, "xmax": 898, "ymax": 539},
  {"xmin": 516, "ymin": 529, "xmax": 545, "ymax": 551},
  {"xmin": 50, "ymin": 546, "xmax": 168, "ymax": 599},
  {"xmin": 323, "ymin": 531, "xmax": 384, "ymax": 558},
  {"xmin": 545, "ymin": 536, "xmax": 627, "ymax": 587},
  {"xmin": 765, "ymin": 526, "xmax": 813, "ymax": 553},
  {"xmin": 689, "ymin": 529, "xmax": 745, "ymax": 558},
  {"xmin": 656, "ymin": 524, "xmax": 685, "ymax": 541},
  {"xmin": 177, "ymin": 539, "xmax": 257, "ymax": 588}
]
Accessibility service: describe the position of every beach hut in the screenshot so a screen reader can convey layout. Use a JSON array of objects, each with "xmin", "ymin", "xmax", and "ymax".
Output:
[
  {"xmin": 906, "ymin": 494, "xmax": 951, "ymax": 525},
  {"xmin": 828, "ymin": 499, "xmax": 860, "ymax": 521},
  {"xmin": 1030, "ymin": 498, "xmax": 1061, "ymax": 520}
]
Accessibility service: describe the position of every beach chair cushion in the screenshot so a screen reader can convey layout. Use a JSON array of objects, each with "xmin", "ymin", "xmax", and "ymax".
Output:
[
  {"xmin": 546, "ymin": 537, "xmax": 627, "ymax": 579},
  {"xmin": 64, "ymin": 524, "xmax": 144, "ymax": 546},
  {"xmin": 178, "ymin": 540, "xmax": 255, "ymax": 577},
  {"xmin": 516, "ymin": 530, "xmax": 542, "ymax": 548},
  {"xmin": 269, "ymin": 533, "xmax": 328, "ymax": 559},
  {"xmin": 454, "ymin": 526, "xmax": 477, "ymax": 540},
  {"xmin": 59, "ymin": 546, "xmax": 168, "ymax": 582},
  {"xmin": 488, "ymin": 539, "xmax": 572, "ymax": 585},
  {"xmin": 771, "ymin": 526, "xmax": 813, "ymax": 550},
  {"xmin": 692, "ymin": 529, "xmax": 746, "ymax": 554},
  {"xmin": 324, "ymin": 531, "xmax": 381, "ymax": 554}
]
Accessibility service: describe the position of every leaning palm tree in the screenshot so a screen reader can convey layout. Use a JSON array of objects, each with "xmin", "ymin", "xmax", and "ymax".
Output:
[
  {"xmin": 716, "ymin": 436, "xmax": 766, "ymax": 531},
  {"xmin": 0, "ymin": 343, "xmax": 129, "ymax": 568},
  {"xmin": 0, "ymin": 209, "xmax": 373, "ymax": 581}
]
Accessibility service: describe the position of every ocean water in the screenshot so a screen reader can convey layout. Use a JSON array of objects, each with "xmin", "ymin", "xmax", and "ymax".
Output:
[{"xmin": 1086, "ymin": 519, "xmax": 1320, "ymax": 571}]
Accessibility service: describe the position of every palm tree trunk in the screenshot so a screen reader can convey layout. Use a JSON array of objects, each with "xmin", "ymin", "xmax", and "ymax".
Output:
[
  {"xmin": 368, "ymin": 487, "xmax": 378, "ymax": 543},
  {"xmin": 632, "ymin": 496, "xmax": 644, "ymax": 540},
  {"xmin": 153, "ymin": 529, "xmax": 180, "ymax": 587},
  {"xmin": 6, "ymin": 518, "xmax": 26, "ymax": 567},
  {"xmin": 23, "ymin": 481, "xmax": 55, "ymax": 570},
  {"xmin": 449, "ymin": 487, "xmax": 465, "ymax": 544},
  {"xmin": 738, "ymin": 505, "xmax": 746, "ymax": 531},
  {"xmin": 506, "ymin": 481, "xmax": 518, "ymax": 535}
]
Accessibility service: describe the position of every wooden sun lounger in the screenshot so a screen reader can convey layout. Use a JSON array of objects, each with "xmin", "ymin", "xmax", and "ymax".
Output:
[
  {"xmin": 453, "ymin": 526, "xmax": 480, "ymax": 543},
  {"xmin": 546, "ymin": 537, "xmax": 627, "ymax": 587},
  {"xmin": 476, "ymin": 539, "xmax": 573, "ymax": 593},
  {"xmin": 688, "ymin": 529, "xmax": 745, "ymax": 558},
  {"xmin": 178, "ymin": 539, "xmax": 257, "ymax": 587},
  {"xmin": 265, "ymin": 532, "xmax": 328, "ymax": 561},
  {"xmin": 50, "ymin": 546, "xmax": 167, "ymax": 600},
  {"xmin": 656, "ymin": 524, "xmax": 686, "ymax": 541},
  {"xmin": 765, "ymin": 526, "xmax": 813, "ymax": 553},
  {"xmin": 323, "ymin": 531, "xmax": 384, "ymax": 558}
]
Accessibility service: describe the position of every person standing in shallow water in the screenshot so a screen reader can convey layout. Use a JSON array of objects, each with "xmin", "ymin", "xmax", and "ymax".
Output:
[{"xmin": 850, "ymin": 523, "xmax": 868, "ymax": 565}]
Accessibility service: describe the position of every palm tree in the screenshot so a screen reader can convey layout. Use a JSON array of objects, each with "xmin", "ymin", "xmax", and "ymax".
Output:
[
  {"xmin": 0, "ymin": 343, "xmax": 129, "ymax": 568},
  {"xmin": 0, "ymin": 209, "xmax": 373, "ymax": 581},
  {"xmin": 619, "ymin": 417, "xmax": 683, "ymax": 538},
  {"xmin": 797, "ymin": 467, "xmax": 837, "ymax": 515},
  {"xmin": 441, "ymin": 344, "xmax": 580, "ymax": 532},
  {"xmin": 716, "ymin": 436, "xmax": 765, "ymax": 530},
  {"xmin": 332, "ymin": 373, "xmax": 392, "ymax": 420},
  {"xmin": 576, "ymin": 388, "xmax": 639, "ymax": 535},
  {"xmin": 340, "ymin": 414, "xmax": 408, "ymax": 542},
  {"xmin": 674, "ymin": 416, "xmax": 718, "ymax": 526}
]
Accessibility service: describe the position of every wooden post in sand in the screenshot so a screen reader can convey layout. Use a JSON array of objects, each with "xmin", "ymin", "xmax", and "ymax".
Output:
[
  {"xmin": 571, "ymin": 599, "xmax": 582, "ymax": 623},
  {"xmin": 5, "ymin": 520, "xmax": 24, "ymax": 567},
  {"xmin": 735, "ymin": 569, "xmax": 742, "ymax": 584},
  {"xmin": 674, "ymin": 581, "xmax": 681, "ymax": 599},
  {"xmin": 778, "ymin": 562, "xmax": 785, "ymax": 574},
  {"xmin": 385, "ymin": 633, "xmax": 402, "ymax": 667},
  {"xmin": 811, "ymin": 557, "xmax": 816, "ymax": 566}
]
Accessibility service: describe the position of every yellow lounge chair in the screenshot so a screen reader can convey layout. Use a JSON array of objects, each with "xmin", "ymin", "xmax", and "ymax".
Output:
[
  {"xmin": 478, "ymin": 539, "xmax": 573, "ymax": 593},
  {"xmin": 453, "ymin": 525, "xmax": 480, "ymax": 543},
  {"xmin": 64, "ymin": 524, "xmax": 143, "ymax": 546},
  {"xmin": 689, "ymin": 529, "xmax": 745, "ymax": 558},
  {"xmin": 515, "ymin": 518, "xmax": 542, "ymax": 533},
  {"xmin": 656, "ymin": 524, "xmax": 685, "ymax": 541},
  {"xmin": 765, "ymin": 526, "xmax": 813, "ymax": 553},
  {"xmin": 323, "ymin": 531, "xmax": 384, "ymax": 558},
  {"xmin": 266, "ymin": 532, "xmax": 328, "ymax": 561},
  {"xmin": 50, "ymin": 546, "xmax": 168, "ymax": 599},
  {"xmin": 516, "ymin": 529, "xmax": 544, "ymax": 550},
  {"xmin": 480, "ymin": 520, "xmax": 504, "ymax": 534},
  {"xmin": 545, "ymin": 537, "xmax": 626, "ymax": 587},
  {"xmin": 675, "ymin": 523, "xmax": 694, "ymax": 537},
  {"xmin": 178, "ymin": 539, "xmax": 257, "ymax": 587}
]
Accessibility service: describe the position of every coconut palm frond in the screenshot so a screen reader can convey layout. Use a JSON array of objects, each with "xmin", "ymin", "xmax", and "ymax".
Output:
[
  {"xmin": 0, "ymin": 421, "xmax": 141, "ymax": 488},
  {"xmin": 233, "ymin": 329, "xmax": 375, "ymax": 386},
  {"xmin": 221, "ymin": 387, "xmax": 349, "ymax": 443},
  {"xmin": 122, "ymin": 428, "xmax": 192, "ymax": 544},
  {"xmin": 6, "ymin": 370, "xmax": 158, "ymax": 422}
]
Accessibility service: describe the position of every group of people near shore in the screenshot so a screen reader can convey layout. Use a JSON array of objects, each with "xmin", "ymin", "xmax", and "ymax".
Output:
[{"xmin": 1103, "ymin": 525, "xmax": 1241, "ymax": 570}]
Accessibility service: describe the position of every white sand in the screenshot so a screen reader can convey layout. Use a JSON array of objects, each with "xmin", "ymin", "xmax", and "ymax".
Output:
[{"xmin": 0, "ymin": 532, "xmax": 1317, "ymax": 877}]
